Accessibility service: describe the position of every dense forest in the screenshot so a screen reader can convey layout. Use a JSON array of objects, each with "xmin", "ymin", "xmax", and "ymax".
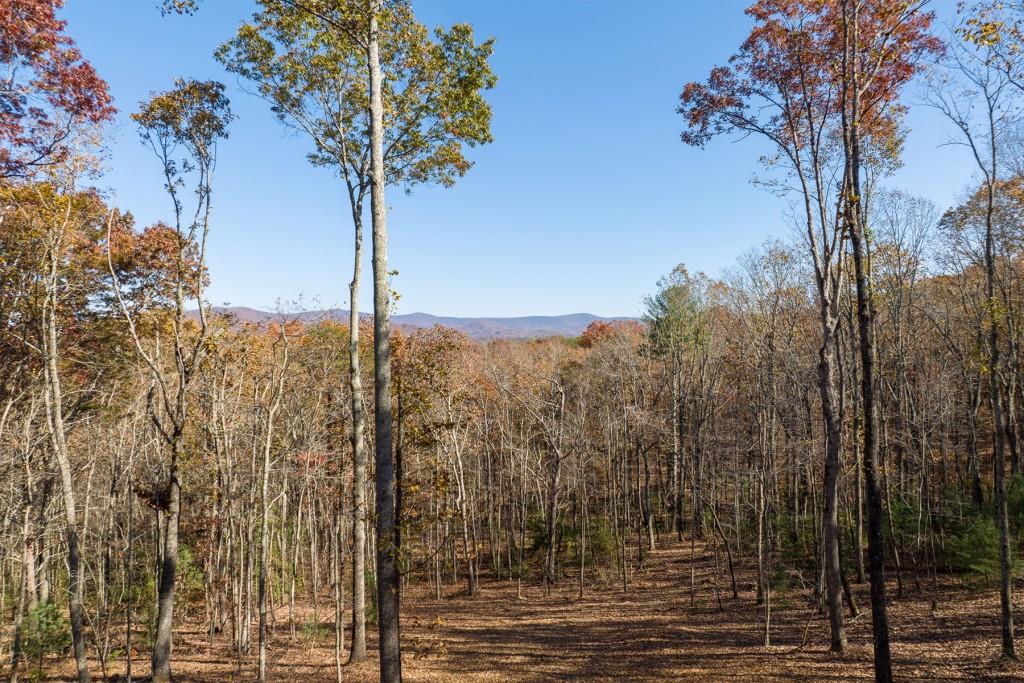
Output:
[{"xmin": 6, "ymin": 0, "xmax": 1024, "ymax": 681}]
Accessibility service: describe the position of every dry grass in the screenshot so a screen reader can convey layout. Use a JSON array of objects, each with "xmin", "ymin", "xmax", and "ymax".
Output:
[{"xmin": 35, "ymin": 538, "xmax": 1024, "ymax": 681}]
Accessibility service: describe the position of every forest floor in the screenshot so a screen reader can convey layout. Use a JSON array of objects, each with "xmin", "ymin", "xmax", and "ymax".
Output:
[{"xmin": 37, "ymin": 537, "xmax": 1024, "ymax": 682}]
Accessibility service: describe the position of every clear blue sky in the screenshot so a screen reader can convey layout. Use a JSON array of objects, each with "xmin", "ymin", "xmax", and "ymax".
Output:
[{"xmin": 62, "ymin": 0, "xmax": 968, "ymax": 317}]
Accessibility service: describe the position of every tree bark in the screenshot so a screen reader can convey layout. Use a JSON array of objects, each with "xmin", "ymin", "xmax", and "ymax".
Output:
[
  {"xmin": 819, "ymin": 329, "xmax": 847, "ymax": 654},
  {"xmin": 369, "ymin": 2, "xmax": 402, "ymax": 679},
  {"xmin": 349, "ymin": 213, "xmax": 369, "ymax": 662},
  {"xmin": 41, "ymin": 226, "xmax": 90, "ymax": 683},
  {"xmin": 841, "ymin": 3, "xmax": 892, "ymax": 677}
]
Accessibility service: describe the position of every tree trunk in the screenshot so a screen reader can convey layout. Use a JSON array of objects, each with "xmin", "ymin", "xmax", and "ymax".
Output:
[
  {"xmin": 349, "ymin": 210, "xmax": 369, "ymax": 662},
  {"xmin": 841, "ymin": 4, "xmax": 893, "ymax": 676},
  {"xmin": 819, "ymin": 330, "xmax": 846, "ymax": 654},
  {"xmin": 41, "ymin": 235, "xmax": 90, "ymax": 683},
  {"xmin": 978, "ymin": 110, "xmax": 1017, "ymax": 661},
  {"xmin": 258, "ymin": 355, "xmax": 285, "ymax": 683},
  {"xmin": 152, "ymin": 458, "xmax": 180, "ymax": 683},
  {"xmin": 369, "ymin": 2, "xmax": 402, "ymax": 679}
]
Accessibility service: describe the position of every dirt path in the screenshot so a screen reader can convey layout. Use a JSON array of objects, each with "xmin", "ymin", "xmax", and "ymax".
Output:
[{"xmin": 41, "ymin": 538, "xmax": 1024, "ymax": 681}]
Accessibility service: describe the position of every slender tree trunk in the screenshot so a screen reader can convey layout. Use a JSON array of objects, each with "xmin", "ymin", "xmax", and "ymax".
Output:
[
  {"xmin": 841, "ymin": 5, "xmax": 892, "ymax": 676},
  {"xmin": 968, "ymin": 383, "xmax": 985, "ymax": 509},
  {"xmin": 544, "ymin": 450, "xmax": 562, "ymax": 588},
  {"xmin": 40, "ymin": 235, "xmax": 90, "ymax": 683},
  {"xmin": 673, "ymin": 367, "xmax": 686, "ymax": 541},
  {"xmin": 849, "ymin": 310, "xmax": 866, "ymax": 584},
  {"xmin": 8, "ymin": 507, "xmax": 31, "ymax": 683},
  {"xmin": 368, "ymin": 3, "xmax": 402, "ymax": 679},
  {"xmin": 152, "ymin": 454, "xmax": 180, "ymax": 683},
  {"xmin": 820, "ymin": 330, "xmax": 847, "ymax": 653},
  {"xmin": 978, "ymin": 119, "xmax": 1016, "ymax": 660},
  {"xmin": 349, "ymin": 210, "xmax": 369, "ymax": 662},
  {"xmin": 125, "ymin": 467, "xmax": 134, "ymax": 683},
  {"xmin": 258, "ymin": 457, "xmax": 270, "ymax": 682},
  {"xmin": 258, "ymin": 355, "xmax": 285, "ymax": 683},
  {"xmin": 333, "ymin": 509, "xmax": 344, "ymax": 683}
]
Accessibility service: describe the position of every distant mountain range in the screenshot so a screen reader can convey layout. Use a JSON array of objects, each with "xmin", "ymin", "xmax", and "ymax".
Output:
[{"xmin": 200, "ymin": 306, "xmax": 636, "ymax": 339}]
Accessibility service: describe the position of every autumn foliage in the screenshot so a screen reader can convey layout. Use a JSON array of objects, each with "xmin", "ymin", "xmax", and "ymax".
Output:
[{"xmin": 0, "ymin": 0, "xmax": 114, "ymax": 178}]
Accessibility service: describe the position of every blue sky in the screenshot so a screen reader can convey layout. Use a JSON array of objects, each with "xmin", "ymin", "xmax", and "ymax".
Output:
[{"xmin": 62, "ymin": 0, "xmax": 968, "ymax": 317}]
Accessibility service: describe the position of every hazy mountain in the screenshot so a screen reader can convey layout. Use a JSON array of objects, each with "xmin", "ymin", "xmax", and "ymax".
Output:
[{"xmin": 199, "ymin": 307, "xmax": 636, "ymax": 339}]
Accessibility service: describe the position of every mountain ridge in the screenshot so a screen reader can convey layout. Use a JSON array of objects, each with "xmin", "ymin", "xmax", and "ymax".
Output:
[{"xmin": 198, "ymin": 306, "xmax": 637, "ymax": 339}]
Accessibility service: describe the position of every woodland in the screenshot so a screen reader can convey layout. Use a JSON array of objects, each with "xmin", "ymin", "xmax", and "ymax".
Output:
[{"xmin": 6, "ymin": 0, "xmax": 1024, "ymax": 681}]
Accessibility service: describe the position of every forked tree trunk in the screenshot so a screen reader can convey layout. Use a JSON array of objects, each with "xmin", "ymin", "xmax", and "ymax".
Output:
[{"xmin": 41, "ymin": 230, "xmax": 90, "ymax": 683}]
